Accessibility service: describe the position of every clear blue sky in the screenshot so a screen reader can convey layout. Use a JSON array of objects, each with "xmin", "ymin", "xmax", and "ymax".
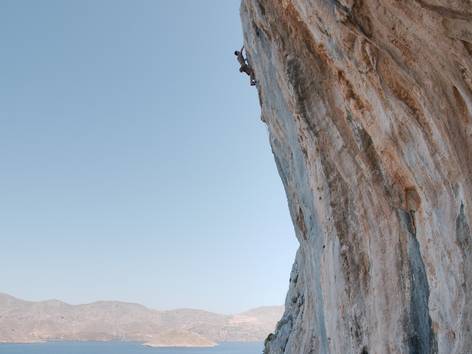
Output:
[{"xmin": 0, "ymin": 0, "xmax": 298, "ymax": 314}]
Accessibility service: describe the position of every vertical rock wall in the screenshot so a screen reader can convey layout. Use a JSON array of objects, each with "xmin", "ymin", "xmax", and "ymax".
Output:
[{"xmin": 240, "ymin": 1, "xmax": 472, "ymax": 353}]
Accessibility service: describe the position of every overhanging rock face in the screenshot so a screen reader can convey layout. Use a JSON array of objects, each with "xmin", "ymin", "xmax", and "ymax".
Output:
[{"xmin": 240, "ymin": 1, "xmax": 472, "ymax": 353}]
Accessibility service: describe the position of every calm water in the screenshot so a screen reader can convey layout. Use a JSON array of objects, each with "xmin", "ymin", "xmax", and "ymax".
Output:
[{"xmin": 0, "ymin": 342, "xmax": 263, "ymax": 354}]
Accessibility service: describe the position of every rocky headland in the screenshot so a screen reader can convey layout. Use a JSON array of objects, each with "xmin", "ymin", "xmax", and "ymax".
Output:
[{"xmin": 0, "ymin": 293, "xmax": 282, "ymax": 347}]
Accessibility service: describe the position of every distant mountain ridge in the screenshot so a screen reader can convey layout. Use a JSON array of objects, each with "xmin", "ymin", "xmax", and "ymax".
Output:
[{"xmin": 0, "ymin": 293, "xmax": 283, "ymax": 347}]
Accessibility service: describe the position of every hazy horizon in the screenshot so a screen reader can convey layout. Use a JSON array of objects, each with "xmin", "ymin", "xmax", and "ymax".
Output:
[
  {"xmin": 0, "ymin": 291, "xmax": 283, "ymax": 314},
  {"xmin": 0, "ymin": 0, "xmax": 298, "ymax": 314}
]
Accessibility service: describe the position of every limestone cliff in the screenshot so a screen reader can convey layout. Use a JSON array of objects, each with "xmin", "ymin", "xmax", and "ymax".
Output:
[{"xmin": 240, "ymin": 1, "xmax": 472, "ymax": 353}]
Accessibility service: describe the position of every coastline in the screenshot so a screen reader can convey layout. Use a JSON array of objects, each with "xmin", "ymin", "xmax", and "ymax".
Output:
[
  {"xmin": 0, "ymin": 340, "xmax": 219, "ymax": 348},
  {"xmin": 143, "ymin": 342, "xmax": 218, "ymax": 348}
]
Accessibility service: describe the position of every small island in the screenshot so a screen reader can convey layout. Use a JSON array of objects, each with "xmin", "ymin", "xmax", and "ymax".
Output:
[{"xmin": 143, "ymin": 330, "xmax": 217, "ymax": 348}]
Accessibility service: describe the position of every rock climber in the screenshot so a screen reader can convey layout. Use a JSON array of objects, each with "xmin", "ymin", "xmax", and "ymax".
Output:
[{"xmin": 234, "ymin": 46, "xmax": 257, "ymax": 86}]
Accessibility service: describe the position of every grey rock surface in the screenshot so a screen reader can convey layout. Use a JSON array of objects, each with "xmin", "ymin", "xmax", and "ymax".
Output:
[{"xmin": 240, "ymin": 1, "xmax": 472, "ymax": 353}]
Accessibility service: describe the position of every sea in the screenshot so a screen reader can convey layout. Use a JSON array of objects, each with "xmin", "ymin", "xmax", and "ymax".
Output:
[{"xmin": 0, "ymin": 342, "xmax": 263, "ymax": 354}]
